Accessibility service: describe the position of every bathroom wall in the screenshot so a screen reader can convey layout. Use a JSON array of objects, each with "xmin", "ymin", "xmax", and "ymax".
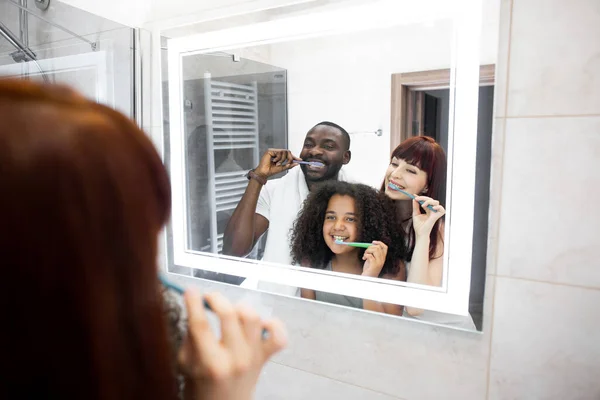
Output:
[
  {"xmin": 265, "ymin": 18, "xmax": 494, "ymax": 187},
  {"xmin": 160, "ymin": 0, "xmax": 500, "ymax": 189},
  {"xmin": 266, "ymin": 20, "xmax": 457, "ymax": 188},
  {"xmin": 166, "ymin": 0, "xmax": 600, "ymax": 398},
  {"xmin": 43, "ymin": 0, "xmax": 600, "ymax": 397}
]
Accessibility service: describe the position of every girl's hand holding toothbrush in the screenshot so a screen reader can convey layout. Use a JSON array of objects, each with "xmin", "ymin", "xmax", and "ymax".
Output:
[{"xmin": 362, "ymin": 241, "xmax": 388, "ymax": 278}]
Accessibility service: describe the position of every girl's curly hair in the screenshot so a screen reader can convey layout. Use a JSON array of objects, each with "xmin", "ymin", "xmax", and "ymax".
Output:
[{"xmin": 290, "ymin": 181, "xmax": 407, "ymax": 277}]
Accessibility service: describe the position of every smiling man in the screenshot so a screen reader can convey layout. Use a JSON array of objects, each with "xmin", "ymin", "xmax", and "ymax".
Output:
[{"xmin": 223, "ymin": 121, "xmax": 352, "ymax": 296}]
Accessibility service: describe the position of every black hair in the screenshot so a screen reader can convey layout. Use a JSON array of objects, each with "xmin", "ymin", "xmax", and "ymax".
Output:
[
  {"xmin": 311, "ymin": 121, "xmax": 351, "ymax": 151},
  {"xmin": 290, "ymin": 181, "xmax": 407, "ymax": 278}
]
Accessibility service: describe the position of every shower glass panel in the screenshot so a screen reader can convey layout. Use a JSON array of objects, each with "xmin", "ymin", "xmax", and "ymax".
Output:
[
  {"xmin": 181, "ymin": 53, "xmax": 288, "ymax": 260},
  {"xmin": 161, "ymin": 47, "xmax": 288, "ymax": 284},
  {"xmin": 0, "ymin": 0, "xmax": 134, "ymax": 118}
]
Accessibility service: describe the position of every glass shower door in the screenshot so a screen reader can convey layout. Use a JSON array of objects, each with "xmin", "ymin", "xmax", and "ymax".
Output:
[
  {"xmin": 0, "ymin": 0, "xmax": 134, "ymax": 117},
  {"xmin": 0, "ymin": 49, "xmax": 111, "ymax": 106}
]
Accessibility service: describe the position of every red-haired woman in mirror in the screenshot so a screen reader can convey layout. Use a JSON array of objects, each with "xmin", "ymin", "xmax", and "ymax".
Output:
[{"xmin": 382, "ymin": 136, "xmax": 475, "ymax": 329}]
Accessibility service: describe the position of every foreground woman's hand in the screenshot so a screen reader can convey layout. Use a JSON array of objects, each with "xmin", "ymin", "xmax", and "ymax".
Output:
[{"xmin": 179, "ymin": 290, "xmax": 287, "ymax": 400}]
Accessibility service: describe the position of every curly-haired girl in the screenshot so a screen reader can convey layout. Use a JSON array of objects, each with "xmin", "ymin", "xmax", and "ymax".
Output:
[{"xmin": 290, "ymin": 181, "xmax": 407, "ymax": 315}]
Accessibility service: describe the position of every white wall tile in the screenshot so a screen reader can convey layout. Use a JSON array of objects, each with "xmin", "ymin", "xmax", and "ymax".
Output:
[
  {"xmin": 496, "ymin": 117, "xmax": 600, "ymax": 288},
  {"xmin": 480, "ymin": 275, "xmax": 497, "ymax": 335},
  {"xmin": 492, "ymin": 0, "xmax": 512, "ymax": 118},
  {"xmin": 489, "ymin": 277, "xmax": 600, "ymax": 399},
  {"xmin": 272, "ymin": 296, "xmax": 489, "ymax": 399},
  {"xmin": 256, "ymin": 362, "xmax": 403, "ymax": 400},
  {"xmin": 506, "ymin": 0, "xmax": 600, "ymax": 116},
  {"xmin": 486, "ymin": 117, "xmax": 506, "ymax": 276},
  {"xmin": 167, "ymin": 274, "xmax": 490, "ymax": 400}
]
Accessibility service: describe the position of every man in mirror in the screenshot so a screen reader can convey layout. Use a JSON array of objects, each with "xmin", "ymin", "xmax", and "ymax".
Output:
[{"xmin": 223, "ymin": 121, "xmax": 352, "ymax": 296}]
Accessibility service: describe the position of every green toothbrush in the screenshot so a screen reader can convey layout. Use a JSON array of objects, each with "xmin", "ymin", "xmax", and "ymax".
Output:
[{"xmin": 334, "ymin": 239, "xmax": 372, "ymax": 248}]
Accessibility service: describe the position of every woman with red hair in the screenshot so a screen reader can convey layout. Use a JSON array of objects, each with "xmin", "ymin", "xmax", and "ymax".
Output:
[
  {"xmin": 382, "ymin": 136, "xmax": 475, "ymax": 329},
  {"xmin": 0, "ymin": 79, "xmax": 286, "ymax": 399},
  {"xmin": 382, "ymin": 136, "xmax": 447, "ymax": 295}
]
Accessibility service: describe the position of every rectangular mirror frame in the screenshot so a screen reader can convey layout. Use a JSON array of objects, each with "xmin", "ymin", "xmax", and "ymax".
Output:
[{"xmin": 163, "ymin": 0, "xmax": 484, "ymax": 316}]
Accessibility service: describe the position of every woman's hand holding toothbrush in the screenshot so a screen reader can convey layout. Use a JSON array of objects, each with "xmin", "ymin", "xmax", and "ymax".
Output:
[
  {"xmin": 179, "ymin": 290, "xmax": 287, "ymax": 400},
  {"xmin": 412, "ymin": 196, "xmax": 445, "ymax": 238}
]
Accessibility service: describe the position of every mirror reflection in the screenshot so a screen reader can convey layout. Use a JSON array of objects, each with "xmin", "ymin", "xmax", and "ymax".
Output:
[
  {"xmin": 290, "ymin": 180, "xmax": 407, "ymax": 316},
  {"xmin": 164, "ymin": 2, "xmax": 497, "ymax": 330},
  {"xmin": 179, "ymin": 16, "xmax": 455, "ymax": 274}
]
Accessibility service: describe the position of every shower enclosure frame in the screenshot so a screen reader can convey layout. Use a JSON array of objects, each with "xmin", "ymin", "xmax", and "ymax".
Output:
[{"xmin": 0, "ymin": 0, "xmax": 151, "ymax": 128}]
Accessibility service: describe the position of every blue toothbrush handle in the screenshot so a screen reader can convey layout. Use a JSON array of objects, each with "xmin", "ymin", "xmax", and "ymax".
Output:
[
  {"xmin": 391, "ymin": 185, "xmax": 438, "ymax": 213},
  {"xmin": 417, "ymin": 201, "xmax": 438, "ymax": 212}
]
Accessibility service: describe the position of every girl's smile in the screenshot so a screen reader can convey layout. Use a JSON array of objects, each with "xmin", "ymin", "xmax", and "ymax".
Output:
[{"xmin": 323, "ymin": 194, "xmax": 359, "ymax": 254}]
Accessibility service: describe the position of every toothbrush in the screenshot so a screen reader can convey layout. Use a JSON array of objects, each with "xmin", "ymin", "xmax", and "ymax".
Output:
[
  {"xmin": 159, "ymin": 273, "xmax": 270, "ymax": 340},
  {"xmin": 334, "ymin": 239, "xmax": 372, "ymax": 248},
  {"xmin": 387, "ymin": 183, "xmax": 438, "ymax": 212},
  {"xmin": 278, "ymin": 159, "xmax": 325, "ymax": 168},
  {"xmin": 296, "ymin": 160, "xmax": 325, "ymax": 168},
  {"xmin": 159, "ymin": 273, "xmax": 210, "ymax": 306}
]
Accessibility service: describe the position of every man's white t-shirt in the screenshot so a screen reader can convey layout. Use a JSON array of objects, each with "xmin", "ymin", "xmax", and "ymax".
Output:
[{"xmin": 241, "ymin": 166, "xmax": 350, "ymax": 296}]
